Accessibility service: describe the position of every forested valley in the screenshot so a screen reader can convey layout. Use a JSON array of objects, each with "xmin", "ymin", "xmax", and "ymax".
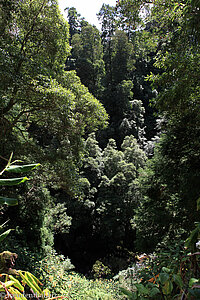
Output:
[{"xmin": 0, "ymin": 0, "xmax": 199, "ymax": 299}]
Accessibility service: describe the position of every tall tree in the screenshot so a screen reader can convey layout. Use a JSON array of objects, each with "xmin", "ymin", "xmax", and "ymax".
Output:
[
  {"xmin": 0, "ymin": 0, "xmax": 108, "ymax": 254},
  {"xmin": 55, "ymin": 133, "xmax": 146, "ymax": 272},
  {"xmin": 117, "ymin": 0, "xmax": 200, "ymax": 250},
  {"xmin": 0, "ymin": 0, "xmax": 108, "ymax": 149},
  {"xmin": 65, "ymin": 7, "xmax": 81, "ymax": 42},
  {"xmin": 71, "ymin": 24, "xmax": 105, "ymax": 98}
]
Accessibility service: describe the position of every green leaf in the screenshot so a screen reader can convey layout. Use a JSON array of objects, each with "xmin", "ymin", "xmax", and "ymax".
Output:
[
  {"xmin": 8, "ymin": 153, "xmax": 13, "ymax": 166},
  {"xmin": 0, "ymin": 177, "xmax": 29, "ymax": 186},
  {"xmin": 149, "ymin": 287, "xmax": 160, "ymax": 297},
  {"xmin": 189, "ymin": 278, "xmax": 199, "ymax": 288},
  {"xmin": 0, "ymin": 220, "xmax": 9, "ymax": 230},
  {"xmin": 162, "ymin": 280, "xmax": 173, "ymax": 295},
  {"xmin": 185, "ymin": 223, "xmax": 200, "ymax": 249},
  {"xmin": 173, "ymin": 274, "xmax": 183, "ymax": 288},
  {"xmin": 135, "ymin": 283, "xmax": 149, "ymax": 295},
  {"xmin": 18, "ymin": 271, "xmax": 42, "ymax": 295},
  {"xmin": 8, "ymin": 287, "xmax": 27, "ymax": 300},
  {"xmin": 161, "ymin": 267, "xmax": 171, "ymax": 273},
  {"xmin": 0, "ymin": 280, "xmax": 16, "ymax": 291},
  {"xmin": 6, "ymin": 164, "xmax": 41, "ymax": 173},
  {"xmin": 25, "ymin": 272, "xmax": 43, "ymax": 287},
  {"xmin": 0, "ymin": 197, "xmax": 18, "ymax": 206},
  {"xmin": 159, "ymin": 273, "xmax": 170, "ymax": 285},
  {"xmin": 0, "ymin": 229, "xmax": 12, "ymax": 242},
  {"xmin": 120, "ymin": 287, "xmax": 136, "ymax": 299},
  {"xmin": 8, "ymin": 275, "xmax": 24, "ymax": 292}
]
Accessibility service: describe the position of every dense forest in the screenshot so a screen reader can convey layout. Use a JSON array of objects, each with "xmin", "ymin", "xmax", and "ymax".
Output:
[{"xmin": 0, "ymin": 0, "xmax": 199, "ymax": 299}]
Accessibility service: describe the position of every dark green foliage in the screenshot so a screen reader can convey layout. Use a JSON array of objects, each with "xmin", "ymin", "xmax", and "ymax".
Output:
[
  {"xmin": 115, "ymin": 0, "xmax": 200, "ymax": 255},
  {"xmin": 134, "ymin": 114, "xmax": 200, "ymax": 251},
  {"xmin": 97, "ymin": 4, "xmax": 117, "ymax": 47},
  {"xmin": 55, "ymin": 133, "xmax": 146, "ymax": 272},
  {"xmin": 65, "ymin": 7, "xmax": 81, "ymax": 42},
  {"xmin": 70, "ymin": 24, "xmax": 105, "ymax": 98},
  {"xmin": 1, "ymin": 0, "xmax": 199, "ymax": 286}
]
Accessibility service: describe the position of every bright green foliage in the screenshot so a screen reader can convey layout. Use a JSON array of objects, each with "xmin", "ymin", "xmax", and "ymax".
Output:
[
  {"xmin": 0, "ymin": 154, "xmax": 39, "ymax": 192},
  {"xmin": 36, "ymin": 250, "xmax": 74, "ymax": 288},
  {"xmin": 0, "ymin": 177, "xmax": 29, "ymax": 186},
  {"xmin": 0, "ymin": 270, "xmax": 51, "ymax": 300},
  {"xmin": 0, "ymin": 223, "xmax": 12, "ymax": 243},
  {"xmin": 0, "ymin": 0, "xmax": 69, "ymax": 133},
  {"xmin": 94, "ymin": 136, "xmax": 145, "ymax": 248},
  {"xmin": 116, "ymin": 0, "xmax": 147, "ymax": 30},
  {"xmin": 0, "ymin": 0, "xmax": 199, "ymax": 290},
  {"xmin": 0, "ymin": 0, "xmax": 108, "ymax": 256},
  {"xmin": 35, "ymin": 251, "xmax": 120, "ymax": 299},
  {"xmin": 0, "ymin": 0, "xmax": 108, "ymax": 143},
  {"xmin": 144, "ymin": 0, "xmax": 200, "ymax": 118},
  {"xmin": 5, "ymin": 164, "xmax": 41, "ymax": 173},
  {"xmin": 40, "ymin": 271, "xmax": 121, "ymax": 299}
]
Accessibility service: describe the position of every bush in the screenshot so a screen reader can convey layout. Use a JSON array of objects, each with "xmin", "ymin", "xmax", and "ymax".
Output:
[
  {"xmin": 36, "ymin": 252, "xmax": 122, "ymax": 299},
  {"xmin": 35, "ymin": 250, "xmax": 74, "ymax": 291}
]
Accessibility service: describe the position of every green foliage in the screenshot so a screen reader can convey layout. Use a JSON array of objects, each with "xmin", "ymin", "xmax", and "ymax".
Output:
[
  {"xmin": 0, "ymin": 153, "xmax": 40, "ymax": 243},
  {"xmin": 0, "ymin": 197, "xmax": 18, "ymax": 206},
  {"xmin": 119, "ymin": 241, "xmax": 200, "ymax": 299},
  {"xmin": 5, "ymin": 164, "xmax": 41, "ymax": 173},
  {"xmin": 109, "ymin": 30, "xmax": 135, "ymax": 85},
  {"xmin": 92, "ymin": 260, "xmax": 112, "ymax": 279},
  {"xmin": 36, "ymin": 250, "xmax": 74, "ymax": 291},
  {"xmin": 1, "ymin": 0, "xmax": 199, "ymax": 292},
  {"xmin": 185, "ymin": 221, "xmax": 200, "ymax": 252},
  {"xmin": 0, "ymin": 270, "xmax": 50, "ymax": 300},
  {"xmin": 0, "ymin": 0, "xmax": 108, "ymax": 257},
  {"xmin": 143, "ymin": 0, "xmax": 200, "ymax": 120},
  {"xmin": 0, "ymin": 0, "xmax": 108, "ymax": 151},
  {"xmin": 35, "ymin": 251, "xmax": 121, "ymax": 299},
  {"xmin": 56, "ymin": 133, "xmax": 146, "ymax": 272},
  {"xmin": 65, "ymin": 7, "xmax": 82, "ymax": 41},
  {"xmin": 51, "ymin": 272, "xmax": 121, "ymax": 299},
  {"xmin": 134, "ymin": 114, "xmax": 200, "ymax": 250},
  {"xmin": 70, "ymin": 24, "xmax": 105, "ymax": 98},
  {"xmin": 97, "ymin": 4, "xmax": 117, "ymax": 46},
  {"xmin": 0, "ymin": 225, "xmax": 12, "ymax": 243}
]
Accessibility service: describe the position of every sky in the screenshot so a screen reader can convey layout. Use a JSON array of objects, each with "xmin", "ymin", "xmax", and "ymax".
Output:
[{"xmin": 58, "ymin": 0, "xmax": 117, "ymax": 29}]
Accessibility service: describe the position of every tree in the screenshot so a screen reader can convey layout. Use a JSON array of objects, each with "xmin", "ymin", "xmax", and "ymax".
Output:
[
  {"xmin": 97, "ymin": 4, "xmax": 117, "ymax": 48},
  {"xmin": 65, "ymin": 7, "xmax": 81, "ymax": 43},
  {"xmin": 55, "ymin": 134, "xmax": 146, "ymax": 272},
  {"xmin": 0, "ymin": 0, "xmax": 108, "ymax": 256},
  {"xmin": 0, "ymin": 0, "xmax": 108, "ymax": 143},
  {"xmin": 71, "ymin": 24, "xmax": 105, "ymax": 98},
  {"xmin": 117, "ymin": 0, "xmax": 200, "ymax": 250}
]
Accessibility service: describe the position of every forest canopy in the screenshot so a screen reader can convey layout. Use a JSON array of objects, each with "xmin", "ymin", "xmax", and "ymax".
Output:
[{"xmin": 0, "ymin": 0, "xmax": 199, "ymax": 299}]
